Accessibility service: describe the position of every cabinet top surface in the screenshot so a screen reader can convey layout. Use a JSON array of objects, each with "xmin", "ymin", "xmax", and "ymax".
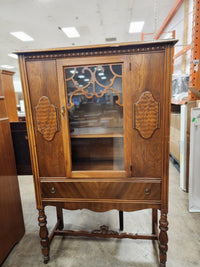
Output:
[{"xmin": 15, "ymin": 39, "xmax": 177, "ymax": 55}]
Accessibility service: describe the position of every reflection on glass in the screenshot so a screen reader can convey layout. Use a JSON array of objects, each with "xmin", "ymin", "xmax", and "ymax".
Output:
[{"xmin": 65, "ymin": 64, "xmax": 124, "ymax": 171}]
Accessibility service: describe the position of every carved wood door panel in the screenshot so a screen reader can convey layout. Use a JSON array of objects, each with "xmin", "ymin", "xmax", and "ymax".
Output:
[
  {"xmin": 130, "ymin": 52, "xmax": 165, "ymax": 178},
  {"xmin": 57, "ymin": 56, "xmax": 131, "ymax": 178},
  {"xmin": 25, "ymin": 60, "xmax": 67, "ymax": 178}
]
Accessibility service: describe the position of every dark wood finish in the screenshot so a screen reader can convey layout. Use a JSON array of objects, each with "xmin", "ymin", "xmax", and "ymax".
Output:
[
  {"xmin": 0, "ymin": 97, "xmax": 25, "ymax": 265},
  {"xmin": 159, "ymin": 212, "xmax": 168, "ymax": 267},
  {"xmin": 119, "ymin": 211, "xmax": 124, "ymax": 231},
  {"xmin": 152, "ymin": 208, "xmax": 158, "ymax": 235},
  {"xmin": 56, "ymin": 207, "xmax": 64, "ymax": 230},
  {"xmin": 53, "ymin": 226, "xmax": 158, "ymax": 240},
  {"xmin": 10, "ymin": 121, "xmax": 32, "ymax": 175},
  {"xmin": 38, "ymin": 209, "xmax": 49, "ymax": 264},
  {"xmin": 0, "ymin": 70, "xmax": 18, "ymax": 122},
  {"xmin": 17, "ymin": 40, "xmax": 176, "ymax": 266}
]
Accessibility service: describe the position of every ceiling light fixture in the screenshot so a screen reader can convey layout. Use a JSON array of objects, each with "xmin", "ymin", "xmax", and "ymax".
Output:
[
  {"xmin": 129, "ymin": 21, "xmax": 144, "ymax": 33},
  {"xmin": 10, "ymin": 31, "xmax": 34, "ymax": 41},
  {"xmin": 98, "ymin": 72, "xmax": 104, "ymax": 76},
  {"xmin": 78, "ymin": 75, "xmax": 85, "ymax": 79},
  {"xmin": 61, "ymin": 27, "xmax": 80, "ymax": 38},
  {"xmin": 8, "ymin": 53, "xmax": 18, "ymax": 59},
  {"xmin": 0, "ymin": 65, "xmax": 14, "ymax": 69},
  {"xmin": 101, "ymin": 76, "xmax": 106, "ymax": 80}
]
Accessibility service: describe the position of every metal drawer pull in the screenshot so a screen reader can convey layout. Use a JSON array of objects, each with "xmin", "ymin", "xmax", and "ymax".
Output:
[
  {"xmin": 145, "ymin": 188, "xmax": 150, "ymax": 195},
  {"xmin": 51, "ymin": 187, "xmax": 56, "ymax": 194}
]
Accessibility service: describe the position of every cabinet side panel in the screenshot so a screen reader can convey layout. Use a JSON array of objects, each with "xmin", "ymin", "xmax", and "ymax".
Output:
[
  {"xmin": 26, "ymin": 60, "xmax": 66, "ymax": 177},
  {"xmin": 0, "ymin": 100, "xmax": 25, "ymax": 264},
  {"xmin": 131, "ymin": 52, "xmax": 165, "ymax": 177}
]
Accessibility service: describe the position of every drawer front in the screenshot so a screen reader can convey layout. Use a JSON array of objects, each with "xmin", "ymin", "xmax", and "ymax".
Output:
[{"xmin": 41, "ymin": 180, "xmax": 161, "ymax": 200}]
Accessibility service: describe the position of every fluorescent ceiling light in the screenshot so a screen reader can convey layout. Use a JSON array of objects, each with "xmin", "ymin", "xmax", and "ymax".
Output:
[
  {"xmin": 78, "ymin": 75, "xmax": 85, "ymax": 79},
  {"xmin": 10, "ymin": 31, "xmax": 34, "ymax": 41},
  {"xmin": 8, "ymin": 53, "xmax": 18, "ymax": 59},
  {"xmin": 98, "ymin": 72, "xmax": 104, "ymax": 76},
  {"xmin": 101, "ymin": 76, "xmax": 106, "ymax": 80},
  {"xmin": 84, "ymin": 78, "xmax": 90, "ymax": 81},
  {"xmin": 129, "ymin": 21, "xmax": 144, "ymax": 33},
  {"xmin": 1, "ymin": 65, "xmax": 14, "ymax": 69},
  {"xmin": 61, "ymin": 27, "xmax": 80, "ymax": 38}
]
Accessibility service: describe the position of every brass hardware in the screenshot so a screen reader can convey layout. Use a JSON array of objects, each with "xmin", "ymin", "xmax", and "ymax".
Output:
[
  {"xmin": 51, "ymin": 187, "xmax": 56, "ymax": 194},
  {"xmin": 61, "ymin": 105, "xmax": 65, "ymax": 118},
  {"xmin": 145, "ymin": 188, "xmax": 150, "ymax": 195}
]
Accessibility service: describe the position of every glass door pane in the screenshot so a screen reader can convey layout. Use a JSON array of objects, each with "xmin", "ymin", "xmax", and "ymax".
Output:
[{"xmin": 65, "ymin": 63, "xmax": 124, "ymax": 171}]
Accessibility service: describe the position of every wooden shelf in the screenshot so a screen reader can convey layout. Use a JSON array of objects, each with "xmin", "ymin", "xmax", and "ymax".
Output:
[
  {"xmin": 71, "ymin": 127, "xmax": 123, "ymax": 138},
  {"xmin": 72, "ymin": 160, "xmax": 124, "ymax": 171}
]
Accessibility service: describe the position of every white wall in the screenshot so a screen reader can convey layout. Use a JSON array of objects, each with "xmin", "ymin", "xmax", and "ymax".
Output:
[{"xmin": 160, "ymin": 0, "xmax": 193, "ymax": 76}]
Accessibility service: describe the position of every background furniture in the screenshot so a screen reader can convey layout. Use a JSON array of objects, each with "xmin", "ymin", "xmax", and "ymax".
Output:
[
  {"xmin": 18, "ymin": 40, "xmax": 176, "ymax": 266},
  {"xmin": 0, "ymin": 87, "xmax": 25, "ymax": 265},
  {"xmin": 10, "ymin": 121, "xmax": 32, "ymax": 175},
  {"xmin": 0, "ymin": 70, "xmax": 18, "ymax": 122}
]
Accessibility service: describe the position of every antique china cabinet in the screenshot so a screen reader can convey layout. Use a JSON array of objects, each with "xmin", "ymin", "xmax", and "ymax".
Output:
[{"xmin": 17, "ymin": 40, "xmax": 176, "ymax": 266}]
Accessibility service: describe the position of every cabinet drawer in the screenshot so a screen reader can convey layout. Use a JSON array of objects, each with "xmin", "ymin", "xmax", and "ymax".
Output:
[{"xmin": 41, "ymin": 180, "xmax": 161, "ymax": 201}]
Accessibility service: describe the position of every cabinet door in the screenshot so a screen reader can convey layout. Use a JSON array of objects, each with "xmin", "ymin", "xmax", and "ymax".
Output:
[
  {"xmin": 57, "ymin": 56, "xmax": 131, "ymax": 178},
  {"xmin": 26, "ymin": 60, "xmax": 66, "ymax": 178},
  {"xmin": 130, "ymin": 52, "xmax": 165, "ymax": 178}
]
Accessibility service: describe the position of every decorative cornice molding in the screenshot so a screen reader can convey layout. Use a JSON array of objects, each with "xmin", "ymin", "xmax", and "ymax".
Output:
[{"xmin": 24, "ymin": 44, "xmax": 167, "ymax": 60}]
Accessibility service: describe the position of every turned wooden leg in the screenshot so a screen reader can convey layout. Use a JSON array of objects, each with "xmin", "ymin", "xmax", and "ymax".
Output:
[
  {"xmin": 119, "ymin": 210, "xmax": 124, "ymax": 231},
  {"xmin": 159, "ymin": 212, "xmax": 168, "ymax": 267},
  {"xmin": 56, "ymin": 207, "xmax": 64, "ymax": 230},
  {"xmin": 152, "ymin": 208, "xmax": 157, "ymax": 234},
  {"xmin": 38, "ymin": 209, "xmax": 49, "ymax": 264}
]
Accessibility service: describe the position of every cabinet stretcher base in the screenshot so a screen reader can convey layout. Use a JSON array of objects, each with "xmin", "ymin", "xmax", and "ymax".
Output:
[
  {"xmin": 40, "ymin": 208, "xmax": 167, "ymax": 266},
  {"xmin": 49, "ymin": 224, "xmax": 159, "ymax": 243}
]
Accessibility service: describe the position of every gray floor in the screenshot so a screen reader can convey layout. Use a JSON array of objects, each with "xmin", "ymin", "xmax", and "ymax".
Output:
[{"xmin": 2, "ymin": 162, "xmax": 200, "ymax": 267}]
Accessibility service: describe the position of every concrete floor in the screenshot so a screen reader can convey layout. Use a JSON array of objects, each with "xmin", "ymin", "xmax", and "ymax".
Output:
[{"xmin": 2, "ymin": 162, "xmax": 200, "ymax": 267}]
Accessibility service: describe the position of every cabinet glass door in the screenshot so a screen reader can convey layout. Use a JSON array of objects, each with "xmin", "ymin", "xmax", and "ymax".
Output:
[{"xmin": 65, "ymin": 63, "xmax": 124, "ymax": 171}]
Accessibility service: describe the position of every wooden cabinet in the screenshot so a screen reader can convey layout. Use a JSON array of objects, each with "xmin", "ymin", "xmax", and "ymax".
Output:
[
  {"xmin": 0, "ymin": 70, "xmax": 18, "ymax": 122},
  {"xmin": 0, "ymin": 95, "xmax": 25, "ymax": 264},
  {"xmin": 17, "ymin": 40, "xmax": 176, "ymax": 266}
]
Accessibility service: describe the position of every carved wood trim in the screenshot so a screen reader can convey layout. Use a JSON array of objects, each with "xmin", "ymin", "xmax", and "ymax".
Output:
[
  {"xmin": 24, "ymin": 45, "xmax": 167, "ymax": 60},
  {"xmin": 65, "ymin": 64, "xmax": 123, "ymax": 109},
  {"xmin": 34, "ymin": 96, "xmax": 59, "ymax": 142},
  {"xmin": 133, "ymin": 91, "xmax": 160, "ymax": 139},
  {"xmin": 52, "ymin": 224, "xmax": 158, "ymax": 240}
]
